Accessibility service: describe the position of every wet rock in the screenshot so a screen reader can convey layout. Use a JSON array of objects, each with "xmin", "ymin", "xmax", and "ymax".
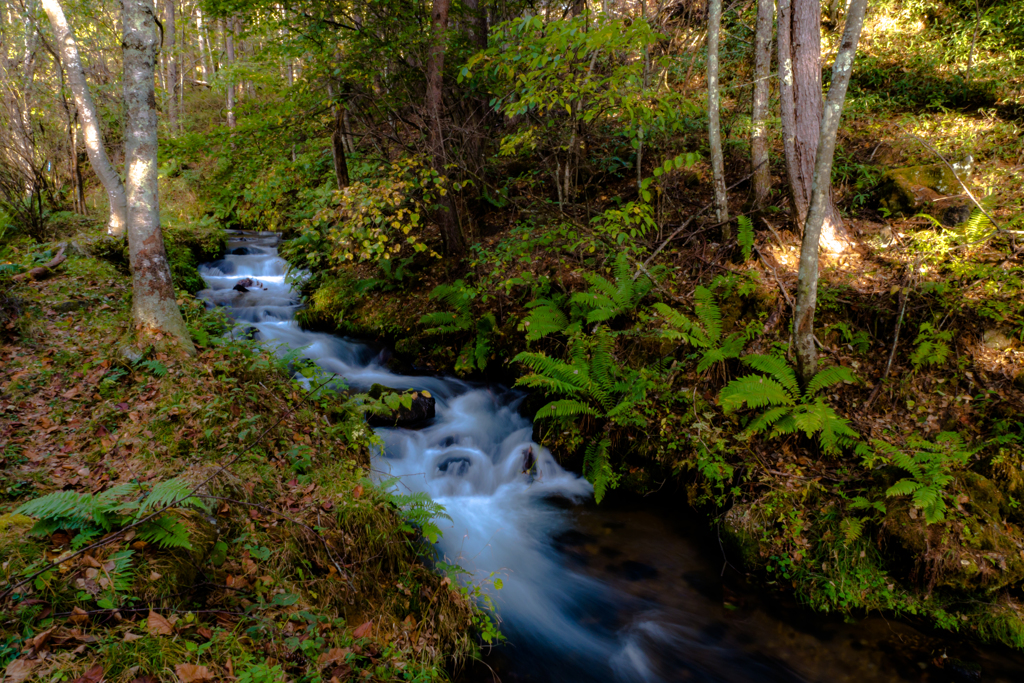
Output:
[
  {"xmin": 719, "ymin": 503, "xmax": 766, "ymax": 568},
  {"xmin": 365, "ymin": 383, "xmax": 435, "ymax": 427},
  {"xmin": 118, "ymin": 344, "xmax": 145, "ymax": 364},
  {"xmin": 229, "ymin": 247, "xmax": 257, "ymax": 255},
  {"xmin": 877, "ymin": 161, "xmax": 971, "ymax": 217}
]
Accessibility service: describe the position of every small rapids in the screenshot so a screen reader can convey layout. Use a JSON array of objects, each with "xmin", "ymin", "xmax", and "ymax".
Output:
[{"xmin": 198, "ymin": 232, "xmax": 1023, "ymax": 683}]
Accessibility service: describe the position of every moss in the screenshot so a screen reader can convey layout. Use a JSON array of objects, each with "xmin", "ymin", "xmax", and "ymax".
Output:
[{"xmin": 719, "ymin": 503, "xmax": 766, "ymax": 569}]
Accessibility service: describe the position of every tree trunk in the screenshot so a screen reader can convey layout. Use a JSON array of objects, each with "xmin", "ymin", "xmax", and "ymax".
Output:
[
  {"xmin": 426, "ymin": 0, "xmax": 464, "ymax": 256},
  {"xmin": 224, "ymin": 18, "xmax": 236, "ymax": 129},
  {"xmin": 751, "ymin": 0, "xmax": 773, "ymax": 207},
  {"xmin": 707, "ymin": 0, "xmax": 729, "ymax": 232},
  {"xmin": 165, "ymin": 0, "xmax": 177, "ymax": 130},
  {"xmin": 326, "ymin": 82, "xmax": 349, "ymax": 189},
  {"xmin": 42, "ymin": 0, "xmax": 128, "ymax": 235},
  {"xmin": 122, "ymin": 0, "xmax": 195, "ymax": 355},
  {"xmin": 72, "ymin": 114, "xmax": 86, "ymax": 214},
  {"xmin": 792, "ymin": 0, "xmax": 867, "ymax": 386},
  {"xmin": 778, "ymin": 0, "xmax": 849, "ymax": 252}
]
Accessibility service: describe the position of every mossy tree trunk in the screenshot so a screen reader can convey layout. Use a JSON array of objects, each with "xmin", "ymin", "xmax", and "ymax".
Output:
[
  {"xmin": 793, "ymin": 0, "xmax": 867, "ymax": 385},
  {"xmin": 42, "ymin": 0, "xmax": 128, "ymax": 236},
  {"xmin": 122, "ymin": 0, "xmax": 195, "ymax": 355}
]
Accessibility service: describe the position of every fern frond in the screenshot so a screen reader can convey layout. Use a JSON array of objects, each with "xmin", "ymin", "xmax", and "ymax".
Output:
[
  {"xmin": 583, "ymin": 437, "xmax": 619, "ymax": 504},
  {"xmin": 719, "ymin": 375, "xmax": 794, "ymax": 413},
  {"xmin": 803, "ymin": 365, "xmax": 857, "ymax": 399},
  {"xmin": 693, "ymin": 286, "xmax": 722, "ymax": 343},
  {"xmin": 737, "ymin": 215, "xmax": 754, "ymax": 262},
  {"xmin": 652, "ymin": 303, "xmax": 711, "ymax": 348},
  {"xmin": 514, "ymin": 373, "xmax": 586, "ymax": 396},
  {"xmin": 886, "ymin": 479, "xmax": 921, "ymax": 497},
  {"xmin": 419, "ymin": 311, "xmax": 470, "ymax": 335},
  {"xmin": 534, "ymin": 399, "xmax": 600, "ymax": 420},
  {"xmin": 140, "ymin": 478, "xmax": 205, "ymax": 514},
  {"xmin": 137, "ymin": 515, "xmax": 193, "ymax": 549},
  {"xmin": 519, "ymin": 301, "xmax": 569, "ymax": 340},
  {"xmin": 16, "ymin": 490, "xmax": 89, "ymax": 521},
  {"xmin": 742, "ymin": 405, "xmax": 791, "ymax": 437},
  {"xmin": 740, "ymin": 355, "xmax": 799, "ymax": 398},
  {"xmin": 136, "ymin": 359, "xmax": 168, "ymax": 377},
  {"xmin": 513, "ymin": 352, "xmax": 589, "ymax": 393}
]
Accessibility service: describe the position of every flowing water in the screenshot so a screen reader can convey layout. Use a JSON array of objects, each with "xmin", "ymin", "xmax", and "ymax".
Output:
[{"xmin": 198, "ymin": 231, "xmax": 1024, "ymax": 683}]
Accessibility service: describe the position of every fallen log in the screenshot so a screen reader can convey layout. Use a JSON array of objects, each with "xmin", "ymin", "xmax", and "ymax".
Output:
[{"xmin": 12, "ymin": 244, "xmax": 67, "ymax": 282}]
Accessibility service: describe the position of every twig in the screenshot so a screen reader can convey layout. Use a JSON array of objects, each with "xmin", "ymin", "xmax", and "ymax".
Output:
[
  {"xmin": 908, "ymin": 134, "xmax": 1001, "ymax": 231},
  {"xmin": 0, "ymin": 372, "xmax": 339, "ymax": 603},
  {"xmin": 861, "ymin": 283, "xmax": 909, "ymax": 413}
]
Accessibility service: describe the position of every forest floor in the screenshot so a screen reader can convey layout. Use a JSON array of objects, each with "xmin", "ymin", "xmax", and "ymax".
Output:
[{"xmin": 0, "ymin": 248, "xmax": 485, "ymax": 682}]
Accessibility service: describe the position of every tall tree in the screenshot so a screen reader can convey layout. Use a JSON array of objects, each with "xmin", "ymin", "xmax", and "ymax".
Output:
[
  {"xmin": 122, "ymin": 0, "xmax": 195, "ymax": 354},
  {"xmin": 42, "ymin": 0, "xmax": 128, "ymax": 236},
  {"xmin": 426, "ymin": 0, "xmax": 464, "ymax": 256},
  {"xmin": 707, "ymin": 0, "xmax": 729, "ymax": 234},
  {"xmin": 777, "ymin": 0, "xmax": 849, "ymax": 252},
  {"xmin": 792, "ymin": 0, "xmax": 868, "ymax": 384},
  {"xmin": 165, "ymin": 0, "xmax": 178, "ymax": 130},
  {"xmin": 751, "ymin": 0, "xmax": 773, "ymax": 207},
  {"xmin": 224, "ymin": 17, "xmax": 236, "ymax": 129}
]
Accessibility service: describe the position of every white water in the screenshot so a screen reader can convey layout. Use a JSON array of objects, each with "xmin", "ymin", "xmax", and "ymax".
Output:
[{"xmin": 197, "ymin": 232, "xmax": 665, "ymax": 679}]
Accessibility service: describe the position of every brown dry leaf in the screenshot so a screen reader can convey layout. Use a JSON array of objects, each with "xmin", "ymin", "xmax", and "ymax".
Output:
[
  {"xmin": 69, "ymin": 663, "xmax": 104, "ymax": 683},
  {"xmin": 3, "ymin": 658, "xmax": 39, "ymax": 683},
  {"xmin": 123, "ymin": 632, "xmax": 143, "ymax": 642},
  {"xmin": 62, "ymin": 386, "xmax": 81, "ymax": 399},
  {"xmin": 28, "ymin": 627, "xmax": 55, "ymax": 650},
  {"xmin": 352, "ymin": 485, "xmax": 364, "ymax": 499},
  {"xmin": 174, "ymin": 663, "xmax": 214, "ymax": 683},
  {"xmin": 69, "ymin": 606, "xmax": 90, "ymax": 625},
  {"xmin": 352, "ymin": 621, "xmax": 372, "ymax": 639},
  {"xmin": 318, "ymin": 647, "xmax": 351, "ymax": 668},
  {"xmin": 128, "ymin": 677, "xmax": 158, "ymax": 683},
  {"xmin": 147, "ymin": 610, "xmax": 174, "ymax": 636}
]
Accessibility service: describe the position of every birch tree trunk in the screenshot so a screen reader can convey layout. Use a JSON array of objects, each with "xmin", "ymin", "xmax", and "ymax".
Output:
[
  {"xmin": 778, "ymin": 0, "xmax": 849, "ymax": 253},
  {"xmin": 426, "ymin": 0, "xmax": 464, "ymax": 256},
  {"xmin": 224, "ymin": 18, "xmax": 236, "ymax": 129},
  {"xmin": 164, "ymin": 0, "xmax": 177, "ymax": 130},
  {"xmin": 751, "ymin": 0, "xmax": 773, "ymax": 207},
  {"xmin": 122, "ymin": 0, "xmax": 195, "ymax": 355},
  {"xmin": 707, "ymin": 0, "xmax": 729, "ymax": 233},
  {"xmin": 792, "ymin": 0, "xmax": 867, "ymax": 385},
  {"xmin": 42, "ymin": 0, "xmax": 128, "ymax": 235}
]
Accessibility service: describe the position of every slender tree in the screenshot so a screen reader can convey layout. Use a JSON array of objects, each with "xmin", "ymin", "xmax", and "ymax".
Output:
[
  {"xmin": 122, "ymin": 0, "xmax": 195, "ymax": 354},
  {"xmin": 42, "ymin": 0, "xmax": 128, "ymax": 235},
  {"xmin": 751, "ymin": 0, "xmax": 773, "ymax": 207},
  {"xmin": 792, "ymin": 0, "xmax": 868, "ymax": 385},
  {"xmin": 778, "ymin": 0, "xmax": 849, "ymax": 252},
  {"xmin": 165, "ymin": 0, "xmax": 178, "ymax": 130},
  {"xmin": 426, "ymin": 0, "xmax": 464, "ymax": 256},
  {"xmin": 224, "ymin": 17, "xmax": 236, "ymax": 129},
  {"xmin": 707, "ymin": 0, "xmax": 729, "ymax": 233}
]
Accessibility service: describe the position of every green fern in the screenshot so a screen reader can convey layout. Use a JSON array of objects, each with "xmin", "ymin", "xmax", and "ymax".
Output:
[
  {"xmin": 420, "ymin": 281, "xmax": 496, "ymax": 372},
  {"xmin": 879, "ymin": 432, "xmax": 975, "ymax": 524},
  {"xmin": 513, "ymin": 327, "xmax": 655, "ymax": 503},
  {"xmin": 654, "ymin": 286, "xmax": 746, "ymax": 373},
  {"xmin": 136, "ymin": 359, "xmax": 168, "ymax": 377},
  {"xmin": 518, "ymin": 298, "xmax": 579, "ymax": 341},
  {"xmin": 910, "ymin": 322, "xmax": 952, "ymax": 369},
  {"xmin": 720, "ymin": 355, "xmax": 859, "ymax": 456},
  {"xmin": 570, "ymin": 252, "xmax": 655, "ymax": 324},
  {"xmin": 737, "ymin": 215, "xmax": 754, "ymax": 261}
]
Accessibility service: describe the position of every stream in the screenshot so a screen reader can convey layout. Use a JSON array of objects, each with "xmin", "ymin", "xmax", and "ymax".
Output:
[{"xmin": 197, "ymin": 231, "xmax": 1024, "ymax": 683}]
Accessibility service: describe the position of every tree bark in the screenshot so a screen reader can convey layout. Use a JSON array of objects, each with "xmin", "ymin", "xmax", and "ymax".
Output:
[
  {"xmin": 122, "ymin": 0, "xmax": 195, "ymax": 355},
  {"xmin": 778, "ymin": 0, "xmax": 849, "ymax": 253},
  {"xmin": 792, "ymin": 0, "xmax": 867, "ymax": 386},
  {"xmin": 164, "ymin": 0, "xmax": 177, "ymax": 130},
  {"xmin": 426, "ymin": 0, "xmax": 464, "ymax": 256},
  {"xmin": 326, "ymin": 82, "xmax": 349, "ymax": 189},
  {"xmin": 751, "ymin": 0, "xmax": 773, "ymax": 207},
  {"xmin": 42, "ymin": 0, "xmax": 128, "ymax": 235},
  {"xmin": 707, "ymin": 0, "xmax": 729, "ymax": 232},
  {"xmin": 224, "ymin": 18, "xmax": 236, "ymax": 129}
]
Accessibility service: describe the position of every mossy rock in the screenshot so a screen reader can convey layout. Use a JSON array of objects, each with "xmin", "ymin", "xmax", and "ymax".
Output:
[
  {"xmin": 880, "ymin": 472, "xmax": 1024, "ymax": 593},
  {"xmin": 719, "ymin": 503, "xmax": 766, "ymax": 569},
  {"xmin": 877, "ymin": 163, "xmax": 968, "ymax": 218}
]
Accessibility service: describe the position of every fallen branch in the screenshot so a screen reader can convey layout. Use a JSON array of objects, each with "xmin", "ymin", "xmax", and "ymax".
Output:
[{"xmin": 12, "ymin": 244, "xmax": 67, "ymax": 282}]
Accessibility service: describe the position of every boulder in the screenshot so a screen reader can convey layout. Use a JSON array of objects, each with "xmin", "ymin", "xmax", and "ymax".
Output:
[
  {"xmin": 365, "ymin": 383, "xmax": 436, "ymax": 428},
  {"xmin": 877, "ymin": 160, "xmax": 972, "ymax": 220}
]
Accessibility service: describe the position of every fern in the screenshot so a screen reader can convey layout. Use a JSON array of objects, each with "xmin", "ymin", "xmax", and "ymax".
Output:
[
  {"xmin": 583, "ymin": 438, "xmax": 619, "ymax": 504},
  {"xmin": 655, "ymin": 286, "xmax": 745, "ymax": 374},
  {"xmin": 736, "ymin": 215, "xmax": 754, "ymax": 261},
  {"xmin": 720, "ymin": 355, "xmax": 860, "ymax": 456},
  {"xmin": 910, "ymin": 322, "xmax": 952, "ymax": 369},
  {"xmin": 880, "ymin": 432, "xmax": 975, "ymax": 524},
  {"xmin": 136, "ymin": 359, "xmax": 168, "ymax": 377},
  {"xmin": 421, "ymin": 281, "xmax": 496, "ymax": 372},
  {"xmin": 518, "ymin": 299, "xmax": 575, "ymax": 341},
  {"xmin": 570, "ymin": 252, "xmax": 655, "ymax": 324}
]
